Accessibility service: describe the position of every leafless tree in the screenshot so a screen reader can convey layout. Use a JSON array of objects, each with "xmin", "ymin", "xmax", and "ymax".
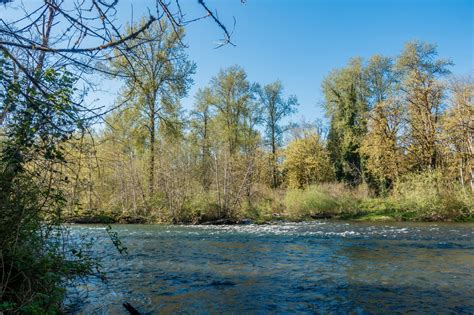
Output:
[{"xmin": 0, "ymin": 0, "xmax": 238, "ymax": 122}]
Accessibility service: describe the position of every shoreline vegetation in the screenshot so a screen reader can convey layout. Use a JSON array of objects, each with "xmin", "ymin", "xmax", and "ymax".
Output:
[
  {"xmin": 65, "ymin": 180, "xmax": 474, "ymax": 225},
  {"xmin": 61, "ymin": 40, "xmax": 473, "ymax": 228}
]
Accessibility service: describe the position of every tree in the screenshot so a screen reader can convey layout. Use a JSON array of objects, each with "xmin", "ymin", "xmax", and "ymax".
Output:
[
  {"xmin": 361, "ymin": 98, "xmax": 405, "ymax": 192},
  {"xmin": 204, "ymin": 65, "xmax": 260, "ymax": 217},
  {"xmin": 283, "ymin": 132, "xmax": 334, "ymax": 189},
  {"xmin": 257, "ymin": 81, "xmax": 298, "ymax": 188},
  {"xmin": 365, "ymin": 55, "xmax": 398, "ymax": 105},
  {"xmin": 0, "ymin": 0, "xmax": 236, "ymax": 311},
  {"xmin": 323, "ymin": 58, "xmax": 369, "ymax": 185},
  {"xmin": 209, "ymin": 66, "xmax": 257, "ymax": 154},
  {"xmin": 191, "ymin": 88, "xmax": 214, "ymax": 192},
  {"xmin": 0, "ymin": 0, "xmax": 234, "ymax": 86},
  {"xmin": 360, "ymin": 55, "xmax": 404, "ymax": 192},
  {"xmin": 443, "ymin": 76, "xmax": 474, "ymax": 191},
  {"xmin": 396, "ymin": 40, "xmax": 452, "ymax": 171},
  {"xmin": 97, "ymin": 105, "xmax": 149, "ymax": 216},
  {"xmin": 109, "ymin": 20, "xmax": 195, "ymax": 207},
  {"xmin": 0, "ymin": 0, "xmax": 237, "ymax": 313}
]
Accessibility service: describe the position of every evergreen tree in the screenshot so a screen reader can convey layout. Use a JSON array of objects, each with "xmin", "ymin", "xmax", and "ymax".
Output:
[{"xmin": 323, "ymin": 58, "xmax": 369, "ymax": 185}]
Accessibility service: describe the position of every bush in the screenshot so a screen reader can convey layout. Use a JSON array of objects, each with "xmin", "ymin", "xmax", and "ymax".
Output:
[
  {"xmin": 0, "ymin": 60, "xmax": 99, "ymax": 313},
  {"xmin": 180, "ymin": 191, "xmax": 221, "ymax": 223},
  {"xmin": 0, "ymin": 167, "xmax": 98, "ymax": 313},
  {"xmin": 241, "ymin": 185, "xmax": 286, "ymax": 223},
  {"xmin": 391, "ymin": 171, "xmax": 474, "ymax": 221},
  {"xmin": 284, "ymin": 183, "xmax": 360, "ymax": 219}
]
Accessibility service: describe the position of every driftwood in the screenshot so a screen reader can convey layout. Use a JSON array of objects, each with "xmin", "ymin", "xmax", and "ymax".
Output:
[{"xmin": 123, "ymin": 302, "xmax": 140, "ymax": 315}]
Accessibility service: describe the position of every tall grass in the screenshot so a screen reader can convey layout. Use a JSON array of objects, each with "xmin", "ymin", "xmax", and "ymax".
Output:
[
  {"xmin": 284, "ymin": 183, "xmax": 364, "ymax": 219},
  {"xmin": 390, "ymin": 172, "xmax": 474, "ymax": 221},
  {"xmin": 283, "ymin": 175, "xmax": 473, "ymax": 221}
]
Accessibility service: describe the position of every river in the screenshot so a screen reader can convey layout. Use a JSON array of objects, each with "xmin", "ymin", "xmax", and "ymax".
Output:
[{"xmin": 67, "ymin": 221, "xmax": 474, "ymax": 314}]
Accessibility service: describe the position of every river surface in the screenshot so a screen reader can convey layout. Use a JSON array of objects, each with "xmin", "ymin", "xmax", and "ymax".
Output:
[{"xmin": 67, "ymin": 221, "xmax": 474, "ymax": 314}]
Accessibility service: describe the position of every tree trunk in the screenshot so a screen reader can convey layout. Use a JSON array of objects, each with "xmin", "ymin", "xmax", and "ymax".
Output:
[
  {"xmin": 149, "ymin": 112, "xmax": 155, "ymax": 198},
  {"xmin": 202, "ymin": 111, "xmax": 211, "ymax": 192},
  {"xmin": 271, "ymin": 128, "xmax": 277, "ymax": 189},
  {"xmin": 148, "ymin": 97, "xmax": 156, "ymax": 215}
]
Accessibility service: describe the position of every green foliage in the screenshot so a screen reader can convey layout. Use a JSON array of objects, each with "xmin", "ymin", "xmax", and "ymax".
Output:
[
  {"xmin": 257, "ymin": 81, "xmax": 298, "ymax": 188},
  {"xmin": 241, "ymin": 186, "xmax": 286, "ymax": 223},
  {"xmin": 391, "ymin": 171, "xmax": 473, "ymax": 221},
  {"xmin": 284, "ymin": 184, "xmax": 360, "ymax": 219},
  {"xmin": 106, "ymin": 225, "xmax": 128, "ymax": 255},
  {"xmin": 182, "ymin": 192, "xmax": 223, "ymax": 223},
  {"xmin": 323, "ymin": 58, "xmax": 369, "ymax": 185},
  {"xmin": 283, "ymin": 132, "xmax": 334, "ymax": 189},
  {"xmin": 65, "ymin": 41, "xmax": 471, "ymax": 227},
  {"xmin": 0, "ymin": 55, "xmax": 97, "ymax": 313},
  {"xmin": 441, "ymin": 77, "xmax": 474, "ymax": 191},
  {"xmin": 283, "ymin": 177, "xmax": 473, "ymax": 222},
  {"xmin": 360, "ymin": 55, "xmax": 403, "ymax": 193},
  {"xmin": 257, "ymin": 81, "xmax": 298, "ymax": 149},
  {"xmin": 209, "ymin": 65, "xmax": 260, "ymax": 154},
  {"xmin": 395, "ymin": 40, "xmax": 452, "ymax": 171},
  {"xmin": 109, "ymin": 19, "xmax": 196, "ymax": 206},
  {"xmin": 285, "ymin": 186, "xmax": 339, "ymax": 219}
]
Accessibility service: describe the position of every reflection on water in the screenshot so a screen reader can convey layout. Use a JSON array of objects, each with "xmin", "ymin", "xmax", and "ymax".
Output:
[{"xmin": 67, "ymin": 221, "xmax": 474, "ymax": 314}]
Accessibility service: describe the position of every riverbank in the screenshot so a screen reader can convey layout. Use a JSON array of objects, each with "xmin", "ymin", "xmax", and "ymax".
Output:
[
  {"xmin": 64, "ymin": 207, "xmax": 474, "ymax": 225},
  {"xmin": 65, "ymin": 182, "xmax": 474, "ymax": 224}
]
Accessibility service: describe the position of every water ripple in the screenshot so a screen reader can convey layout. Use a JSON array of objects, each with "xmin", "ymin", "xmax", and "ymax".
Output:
[{"xmin": 66, "ymin": 221, "xmax": 474, "ymax": 314}]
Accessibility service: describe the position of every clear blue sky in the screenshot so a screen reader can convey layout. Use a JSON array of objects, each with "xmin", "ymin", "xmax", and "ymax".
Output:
[
  {"xmin": 164, "ymin": 0, "xmax": 473, "ymax": 122},
  {"xmin": 184, "ymin": 0, "xmax": 474, "ymax": 120},
  {"xmin": 4, "ymin": 0, "xmax": 473, "ymax": 123}
]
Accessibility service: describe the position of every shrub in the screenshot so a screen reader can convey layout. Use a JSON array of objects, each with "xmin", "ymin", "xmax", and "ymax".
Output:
[
  {"xmin": 181, "ymin": 191, "xmax": 221, "ymax": 223},
  {"xmin": 391, "ymin": 171, "xmax": 473, "ymax": 220},
  {"xmin": 0, "ymin": 59, "xmax": 99, "ymax": 313},
  {"xmin": 242, "ymin": 185, "xmax": 286, "ymax": 223},
  {"xmin": 0, "ymin": 163, "xmax": 98, "ymax": 313},
  {"xmin": 284, "ymin": 183, "xmax": 360, "ymax": 219}
]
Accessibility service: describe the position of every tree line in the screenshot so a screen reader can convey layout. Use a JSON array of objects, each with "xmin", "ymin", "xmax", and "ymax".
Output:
[{"xmin": 66, "ymin": 23, "xmax": 473, "ymax": 225}]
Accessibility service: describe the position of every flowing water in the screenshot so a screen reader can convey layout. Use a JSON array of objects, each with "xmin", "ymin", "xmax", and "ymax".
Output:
[{"xmin": 67, "ymin": 221, "xmax": 474, "ymax": 314}]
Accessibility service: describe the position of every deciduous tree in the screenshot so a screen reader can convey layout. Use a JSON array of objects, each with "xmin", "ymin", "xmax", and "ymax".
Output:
[
  {"xmin": 109, "ymin": 20, "xmax": 195, "ymax": 207},
  {"xmin": 257, "ymin": 81, "xmax": 298, "ymax": 188}
]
